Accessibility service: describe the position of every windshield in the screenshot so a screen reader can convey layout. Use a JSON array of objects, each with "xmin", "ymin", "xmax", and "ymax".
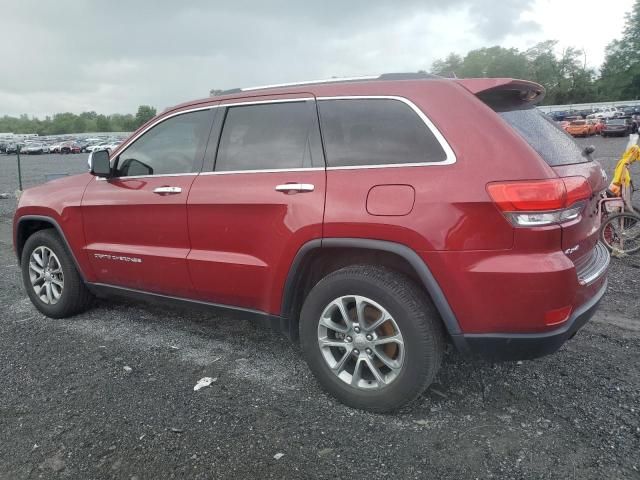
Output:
[
  {"xmin": 608, "ymin": 120, "xmax": 625, "ymax": 125},
  {"xmin": 499, "ymin": 109, "xmax": 588, "ymax": 166}
]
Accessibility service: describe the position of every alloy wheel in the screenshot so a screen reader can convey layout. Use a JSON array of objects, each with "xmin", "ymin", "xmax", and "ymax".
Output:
[
  {"xmin": 317, "ymin": 295, "xmax": 405, "ymax": 390},
  {"xmin": 28, "ymin": 246, "xmax": 64, "ymax": 305}
]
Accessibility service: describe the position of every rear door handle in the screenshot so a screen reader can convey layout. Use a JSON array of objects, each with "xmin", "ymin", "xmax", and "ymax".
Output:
[
  {"xmin": 153, "ymin": 186, "xmax": 182, "ymax": 195},
  {"xmin": 275, "ymin": 183, "xmax": 315, "ymax": 193}
]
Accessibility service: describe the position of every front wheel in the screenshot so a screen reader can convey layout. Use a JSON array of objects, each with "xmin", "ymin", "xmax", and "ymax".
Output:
[
  {"xmin": 600, "ymin": 213, "xmax": 640, "ymax": 254},
  {"xmin": 21, "ymin": 229, "xmax": 94, "ymax": 318},
  {"xmin": 299, "ymin": 265, "xmax": 444, "ymax": 412}
]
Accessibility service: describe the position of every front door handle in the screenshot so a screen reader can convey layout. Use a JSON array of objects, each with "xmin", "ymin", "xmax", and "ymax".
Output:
[
  {"xmin": 153, "ymin": 186, "xmax": 182, "ymax": 195},
  {"xmin": 275, "ymin": 183, "xmax": 315, "ymax": 194}
]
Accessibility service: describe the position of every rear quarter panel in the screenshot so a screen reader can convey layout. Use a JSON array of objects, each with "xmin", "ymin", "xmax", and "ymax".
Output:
[{"xmin": 321, "ymin": 80, "xmax": 555, "ymax": 252}]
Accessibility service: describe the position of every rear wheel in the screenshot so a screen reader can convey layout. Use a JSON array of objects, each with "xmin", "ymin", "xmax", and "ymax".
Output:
[
  {"xmin": 299, "ymin": 265, "xmax": 444, "ymax": 412},
  {"xmin": 600, "ymin": 213, "xmax": 640, "ymax": 255},
  {"xmin": 21, "ymin": 229, "xmax": 94, "ymax": 318}
]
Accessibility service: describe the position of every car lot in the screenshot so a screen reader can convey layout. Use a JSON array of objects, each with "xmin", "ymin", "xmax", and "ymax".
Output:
[{"xmin": 1, "ymin": 140, "xmax": 639, "ymax": 479}]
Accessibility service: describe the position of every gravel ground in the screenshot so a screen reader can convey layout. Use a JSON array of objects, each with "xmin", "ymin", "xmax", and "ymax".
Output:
[{"xmin": 0, "ymin": 139, "xmax": 639, "ymax": 479}]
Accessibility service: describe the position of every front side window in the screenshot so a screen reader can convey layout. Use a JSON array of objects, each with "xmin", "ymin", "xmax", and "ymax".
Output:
[
  {"xmin": 317, "ymin": 98, "xmax": 448, "ymax": 167},
  {"xmin": 115, "ymin": 109, "xmax": 212, "ymax": 177},
  {"xmin": 215, "ymin": 100, "xmax": 323, "ymax": 171}
]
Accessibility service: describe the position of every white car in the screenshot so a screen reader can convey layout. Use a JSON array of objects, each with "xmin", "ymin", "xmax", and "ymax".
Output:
[
  {"xmin": 588, "ymin": 107, "xmax": 622, "ymax": 119},
  {"xmin": 103, "ymin": 143, "xmax": 121, "ymax": 152},
  {"xmin": 86, "ymin": 142, "xmax": 112, "ymax": 153}
]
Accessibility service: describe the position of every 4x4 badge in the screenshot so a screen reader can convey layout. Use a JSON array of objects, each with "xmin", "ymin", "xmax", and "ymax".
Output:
[{"xmin": 564, "ymin": 245, "xmax": 580, "ymax": 255}]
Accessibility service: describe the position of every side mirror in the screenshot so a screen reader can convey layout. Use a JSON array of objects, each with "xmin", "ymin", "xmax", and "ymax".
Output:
[
  {"xmin": 583, "ymin": 145, "xmax": 596, "ymax": 156},
  {"xmin": 90, "ymin": 150, "xmax": 111, "ymax": 177}
]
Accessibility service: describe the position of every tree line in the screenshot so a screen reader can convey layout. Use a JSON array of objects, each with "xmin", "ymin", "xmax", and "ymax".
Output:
[
  {"xmin": 0, "ymin": 105, "xmax": 156, "ymax": 136},
  {"xmin": 430, "ymin": 0, "xmax": 640, "ymax": 105}
]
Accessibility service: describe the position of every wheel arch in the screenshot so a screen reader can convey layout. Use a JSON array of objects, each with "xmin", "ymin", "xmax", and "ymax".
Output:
[
  {"xmin": 15, "ymin": 215, "xmax": 86, "ymax": 281},
  {"xmin": 281, "ymin": 238, "xmax": 461, "ymax": 340}
]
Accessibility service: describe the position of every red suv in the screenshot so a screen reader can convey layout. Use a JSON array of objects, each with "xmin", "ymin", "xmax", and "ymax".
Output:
[{"xmin": 13, "ymin": 74, "xmax": 609, "ymax": 411}]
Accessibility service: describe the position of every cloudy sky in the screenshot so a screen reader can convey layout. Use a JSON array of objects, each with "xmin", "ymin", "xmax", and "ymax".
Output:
[{"xmin": 0, "ymin": 0, "xmax": 633, "ymax": 117}]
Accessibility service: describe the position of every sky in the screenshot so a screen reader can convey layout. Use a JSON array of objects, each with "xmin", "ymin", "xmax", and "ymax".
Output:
[{"xmin": 0, "ymin": 0, "xmax": 634, "ymax": 117}]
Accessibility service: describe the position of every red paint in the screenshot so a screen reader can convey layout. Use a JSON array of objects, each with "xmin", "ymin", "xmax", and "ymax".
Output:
[
  {"xmin": 187, "ymin": 169, "xmax": 325, "ymax": 312},
  {"xmin": 13, "ymin": 76, "xmax": 608, "ymax": 341},
  {"xmin": 366, "ymin": 185, "xmax": 415, "ymax": 216},
  {"xmin": 81, "ymin": 175, "xmax": 198, "ymax": 296}
]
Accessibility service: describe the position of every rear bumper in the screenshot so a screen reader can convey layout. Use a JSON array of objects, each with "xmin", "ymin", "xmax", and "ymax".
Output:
[{"xmin": 452, "ymin": 280, "xmax": 607, "ymax": 361}]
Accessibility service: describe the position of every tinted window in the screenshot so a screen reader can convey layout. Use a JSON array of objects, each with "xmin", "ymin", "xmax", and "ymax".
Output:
[
  {"xmin": 116, "ymin": 109, "xmax": 212, "ymax": 177},
  {"xmin": 317, "ymin": 99, "xmax": 447, "ymax": 167},
  {"xmin": 499, "ymin": 109, "xmax": 588, "ymax": 166},
  {"xmin": 215, "ymin": 101, "xmax": 322, "ymax": 171}
]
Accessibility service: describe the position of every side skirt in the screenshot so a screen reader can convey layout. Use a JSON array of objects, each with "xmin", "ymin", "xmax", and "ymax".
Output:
[{"xmin": 87, "ymin": 282, "xmax": 288, "ymax": 334}]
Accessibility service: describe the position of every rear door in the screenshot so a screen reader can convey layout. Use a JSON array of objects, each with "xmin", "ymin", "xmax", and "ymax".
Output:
[
  {"xmin": 186, "ymin": 95, "xmax": 326, "ymax": 313},
  {"xmin": 82, "ymin": 107, "xmax": 216, "ymax": 296}
]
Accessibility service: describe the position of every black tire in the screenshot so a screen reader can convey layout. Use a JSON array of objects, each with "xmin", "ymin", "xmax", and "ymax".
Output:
[
  {"xmin": 21, "ymin": 229, "xmax": 93, "ymax": 318},
  {"xmin": 299, "ymin": 265, "xmax": 445, "ymax": 412},
  {"xmin": 600, "ymin": 213, "xmax": 640, "ymax": 254}
]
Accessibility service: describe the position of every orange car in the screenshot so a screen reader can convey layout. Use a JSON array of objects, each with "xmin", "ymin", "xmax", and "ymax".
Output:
[{"xmin": 566, "ymin": 119, "xmax": 595, "ymax": 137}]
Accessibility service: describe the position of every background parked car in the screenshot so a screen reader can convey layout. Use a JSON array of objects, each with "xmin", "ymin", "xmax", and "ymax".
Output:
[
  {"xmin": 60, "ymin": 142, "xmax": 81, "ymax": 154},
  {"xmin": 86, "ymin": 142, "xmax": 112, "ymax": 153},
  {"xmin": 4, "ymin": 143, "xmax": 24, "ymax": 154},
  {"xmin": 601, "ymin": 118, "xmax": 629, "ymax": 137},
  {"xmin": 588, "ymin": 107, "xmax": 623, "ymax": 119},
  {"xmin": 566, "ymin": 119, "xmax": 595, "ymax": 137},
  {"xmin": 22, "ymin": 143, "xmax": 45, "ymax": 154},
  {"xmin": 589, "ymin": 118, "xmax": 604, "ymax": 135}
]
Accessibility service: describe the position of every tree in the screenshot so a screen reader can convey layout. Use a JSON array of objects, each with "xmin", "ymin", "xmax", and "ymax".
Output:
[
  {"xmin": 430, "ymin": 41, "xmax": 597, "ymax": 105},
  {"xmin": 600, "ymin": 0, "xmax": 640, "ymax": 100},
  {"xmin": 135, "ymin": 105, "xmax": 156, "ymax": 127},
  {"xmin": 96, "ymin": 114, "xmax": 111, "ymax": 132},
  {"xmin": 431, "ymin": 53, "xmax": 463, "ymax": 77}
]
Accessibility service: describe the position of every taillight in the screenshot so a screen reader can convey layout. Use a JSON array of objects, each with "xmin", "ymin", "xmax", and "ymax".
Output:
[{"xmin": 487, "ymin": 177, "xmax": 591, "ymax": 227}]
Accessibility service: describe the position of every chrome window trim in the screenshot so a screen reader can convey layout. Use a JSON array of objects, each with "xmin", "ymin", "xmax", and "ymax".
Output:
[
  {"xmin": 109, "ymin": 98, "xmax": 315, "ymax": 179},
  {"xmin": 200, "ymin": 167, "xmax": 324, "ymax": 176},
  {"xmin": 316, "ymin": 95, "xmax": 456, "ymax": 169},
  {"xmin": 112, "ymin": 105, "xmax": 218, "ymax": 161},
  {"xmin": 95, "ymin": 172, "xmax": 197, "ymax": 181},
  {"xmin": 104, "ymin": 94, "xmax": 455, "ymax": 180},
  {"xmin": 221, "ymin": 97, "xmax": 314, "ymax": 107}
]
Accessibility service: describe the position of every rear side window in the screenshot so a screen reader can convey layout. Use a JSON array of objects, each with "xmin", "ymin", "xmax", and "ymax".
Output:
[
  {"xmin": 318, "ymin": 99, "xmax": 447, "ymax": 167},
  {"xmin": 215, "ymin": 101, "xmax": 322, "ymax": 171},
  {"xmin": 499, "ymin": 109, "xmax": 588, "ymax": 166}
]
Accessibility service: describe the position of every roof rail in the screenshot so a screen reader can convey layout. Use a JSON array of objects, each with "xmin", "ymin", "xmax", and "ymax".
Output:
[{"xmin": 211, "ymin": 72, "xmax": 442, "ymax": 97}]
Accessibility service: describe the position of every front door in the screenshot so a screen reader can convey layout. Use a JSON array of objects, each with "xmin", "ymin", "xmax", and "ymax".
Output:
[
  {"xmin": 187, "ymin": 95, "xmax": 326, "ymax": 314},
  {"xmin": 82, "ymin": 108, "xmax": 215, "ymax": 296}
]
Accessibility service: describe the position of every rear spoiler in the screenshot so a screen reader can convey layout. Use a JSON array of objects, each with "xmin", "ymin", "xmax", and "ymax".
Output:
[{"xmin": 454, "ymin": 78, "xmax": 545, "ymax": 112}]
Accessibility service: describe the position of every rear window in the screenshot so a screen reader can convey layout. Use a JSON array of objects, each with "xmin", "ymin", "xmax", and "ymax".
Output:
[
  {"xmin": 499, "ymin": 109, "xmax": 588, "ymax": 166},
  {"xmin": 570, "ymin": 120, "xmax": 585, "ymax": 125},
  {"xmin": 318, "ymin": 99, "xmax": 447, "ymax": 167},
  {"xmin": 607, "ymin": 119, "xmax": 625, "ymax": 125}
]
